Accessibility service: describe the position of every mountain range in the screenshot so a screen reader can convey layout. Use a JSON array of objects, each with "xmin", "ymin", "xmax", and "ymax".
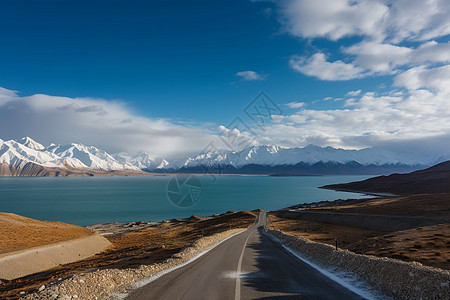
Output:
[{"xmin": 0, "ymin": 137, "xmax": 441, "ymax": 177}]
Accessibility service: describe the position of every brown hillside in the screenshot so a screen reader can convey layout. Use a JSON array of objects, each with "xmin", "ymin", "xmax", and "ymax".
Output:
[
  {"xmin": 0, "ymin": 213, "xmax": 94, "ymax": 255},
  {"xmin": 322, "ymin": 161, "xmax": 450, "ymax": 195}
]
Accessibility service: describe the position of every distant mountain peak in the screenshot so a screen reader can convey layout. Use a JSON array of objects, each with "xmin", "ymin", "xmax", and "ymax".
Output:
[{"xmin": 16, "ymin": 137, "xmax": 45, "ymax": 150}]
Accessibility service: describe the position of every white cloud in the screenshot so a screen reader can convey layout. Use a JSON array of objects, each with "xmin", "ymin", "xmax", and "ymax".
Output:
[
  {"xmin": 412, "ymin": 40, "xmax": 450, "ymax": 63},
  {"xmin": 275, "ymin": 0, "xmax": 450, "ymax": 80},
  {"xmin": 345, "ymin": 90, "xmax": 362, "ymax": 97},
  {"xmin": 278, "ymin": 0, "xmax": 388, "ymax": 40},
  {"xmin": 286, "ymin": 101, "xmax": 305, "ymax": 109},
  {"xmin": 262, "ymin": 88, "xmax": 450, "ymax": 152},
  {"xmin": 235, "ymin": 70, "xmax": 267, "ymax": 81},
  {"xmin": 278, "ymin": 0, "xmax": 450, "ymax": 43},
  {"xmin": 289, "ymin": 53, "xmax": 366, "ymax": 80},
  {"xmin": 387, "ymin": 0, "xmax": 450, "ymax": 42},
  {"xmin": 394, "ymin": 65, "xmax": 450, "ymax": 93},
  {"xmin": 0, "ymin": 88, "xmax": 219, "ymax": 158},
  {"xmin": 344, "ymin": 42, "xmax": 412, "ymax": 74}
]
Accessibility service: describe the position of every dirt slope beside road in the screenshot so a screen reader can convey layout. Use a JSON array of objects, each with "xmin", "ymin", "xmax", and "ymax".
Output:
[
  {"xmin": 0, "ymin": 213, "xmax": 110, "ymax": 280},
  {"xmin": 0, "ymin": 213, "xmax": 95, "ymax": 254}
]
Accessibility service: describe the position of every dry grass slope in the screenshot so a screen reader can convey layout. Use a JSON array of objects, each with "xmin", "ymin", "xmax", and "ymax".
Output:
[{"xmin": 0, "ymin": 213, "xmax": 94, "ymax": 255}]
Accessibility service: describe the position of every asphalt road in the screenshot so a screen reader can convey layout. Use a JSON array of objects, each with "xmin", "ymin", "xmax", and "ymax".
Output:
[{"xmin": 126, "ymin": 212, "xmax": 365, "ymax": 300}]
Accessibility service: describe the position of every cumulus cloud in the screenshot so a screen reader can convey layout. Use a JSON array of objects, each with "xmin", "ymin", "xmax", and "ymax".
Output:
[
  {"xmin": 289, "ymin": 53, "xmax": 366, "ymax": 80},
  {"xmin": 394, "ymin": 65, "xmax": 450, "ymax": 93},
  {"xmin": 387, "ymin": 0, "xmax": 450, "ymax": 42},
  {"xmin": 235, "ymin": 70, "xmax": 267, "ymax": 81},
  {"xmin": 0, "ymin": 88, "xmax": 219, "ymax": 158},
  {"xmin": 275, "ymin": 0, "xmax": 450, "ymax": 80},
  {"xmin": 345, "ymin": 90, "xmax": 362, "ymax": 97},
  {"xmin": 279, "ymin": 0, "xmax": 450, "ymax": 42},
  {"xmin": 260, "ymin": 88, "xmax": 450, "ymax": 153},
  {"xmin": 343, "ymin": 42, "xmax": 412, "ymax": 74},
  {"xmin": 240, "ymin": 53, "xmax": 450, "ymax": 155},
  {"xmin": 278, "ymin": 0, "xmax": 388, "ymax": 40}
]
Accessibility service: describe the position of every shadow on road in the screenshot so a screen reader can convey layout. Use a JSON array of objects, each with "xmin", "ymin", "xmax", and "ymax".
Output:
[{"xmin": 241, "ymin": 227, "xmax": 364, "ymax": 299}]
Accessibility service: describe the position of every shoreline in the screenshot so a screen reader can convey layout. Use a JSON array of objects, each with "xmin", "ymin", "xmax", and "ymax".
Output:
[
  {"xmin": 0, "ymin": 172, "xmax": 271, "ymax": 178},
  {"xmin": 319, "ymin": 186, "xmax": 398, "ymax": 197}
]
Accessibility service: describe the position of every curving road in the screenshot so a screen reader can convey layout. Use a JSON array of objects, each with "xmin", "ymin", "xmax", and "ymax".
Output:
[{"xmin": 126, "ymin": 212, "xmax": 365, "ymax": 300}]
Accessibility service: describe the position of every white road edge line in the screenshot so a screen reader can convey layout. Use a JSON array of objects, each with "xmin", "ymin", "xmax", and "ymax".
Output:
[
  {"xmin": 115, "ymin": 229, "xmax": 247, "ymax": 299},
  {"xmin": 235, "ymin": 231, "xmax": 252, "ymax": 300},
  {"xmin": 266, "ymin": 233, "xmax": 382, "ymax": 300}
]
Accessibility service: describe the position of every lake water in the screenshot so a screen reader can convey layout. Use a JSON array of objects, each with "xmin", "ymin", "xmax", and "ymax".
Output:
[{"xmin": 0, "ymin": 175, "xmax": 373, "ymax": 226}]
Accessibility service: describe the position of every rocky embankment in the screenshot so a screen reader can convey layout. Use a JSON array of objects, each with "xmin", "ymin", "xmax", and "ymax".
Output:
[{"xmin": 268, "ymin": 229, "xmax": 450, "ymax": 299}]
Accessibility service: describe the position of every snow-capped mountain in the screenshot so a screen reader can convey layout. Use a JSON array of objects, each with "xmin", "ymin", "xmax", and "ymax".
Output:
[
  {"xmin": 46, "ymin": 143, "xmax": 139, "ymax": 170},
  {"xmin": 0, "ymin": 139, "xmax": 62, "ymax": 169},
  {"xmin": 113, "ymin": 152, "xmax": 168, "ymax": 170},
  {"xmin": 0, "ymin": 137, "xmax": 441, "ymax": 176},
  {"xmin": 16, "ymin": 137, "xmax": 46, "ymax": 150},
  {"xmin": 0, "ymin": 137, "xmax": 137, "ymax": 171},
  {"xmin": 178, "ymin": 144, "xmax": 418, "ymax": 168}
]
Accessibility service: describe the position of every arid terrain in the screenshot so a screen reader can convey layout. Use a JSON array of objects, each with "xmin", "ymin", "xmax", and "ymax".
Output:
[
  {"xmin": 0, "ymin": 211, "xmax": 258, "ymax": 300},
  {"xmin": 269, "ymin": 193, "xmax": 450, "ymax": 270},
  {"xmin": 323, "ymin": 160, "xmax": 450, "ymax": 195},
  {"xmin": 303, "ymin": 193, "xmax": 450, "ymax": 218},
  {"xmin": 0, "ymin": 213, "xmax": 95, "ymax": 254}
]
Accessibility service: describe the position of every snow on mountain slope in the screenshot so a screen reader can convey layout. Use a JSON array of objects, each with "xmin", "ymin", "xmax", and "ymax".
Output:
[
  {"xmin": 180, "ymin": 144, "xmax": 414, "ymax": 168},
  {"xmin": 113, "ymin": 152, "xmax": 167, "ymax": 170},
  {"xmin": 0, "ymin": 137, "xmax": 137, "ymax": 171},
  {"xmin": 0, "ymin": 139, "xmax": 61, "ymax": 168},
  {"xmin": 16, "ymin": 137, "xmax": 45, "ymax": 150},
  {"xmin": 157, "ymin": 159, "xmax": 169, "ymax": 169},
  {"xmin": 47, "ymin": 143, "xmax": 138, "ymax": 170}
]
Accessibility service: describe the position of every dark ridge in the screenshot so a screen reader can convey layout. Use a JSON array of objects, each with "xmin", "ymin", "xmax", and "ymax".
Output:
[
  {"xmin": 322, "ymin": 161, "xmax": 450, "ymax": 195},
  {"xmin": 150, "ymin": 161, "xmax": 424, "ymax": 176}
]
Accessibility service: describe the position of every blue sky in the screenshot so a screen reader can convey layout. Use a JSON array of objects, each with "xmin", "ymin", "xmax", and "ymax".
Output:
[
  {"xmin": 0, "ymin": 0, "xmax": 382, "ymax": 121},
  {"xmin": 1, "ymin": 0, "xmax": 450, "ymax": 158}
]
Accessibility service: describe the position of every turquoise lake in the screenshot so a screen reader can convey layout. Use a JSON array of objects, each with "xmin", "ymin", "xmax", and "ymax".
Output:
[{"xmin": 0, "ymin": 175, "xmax": 373, "ymax": 225}]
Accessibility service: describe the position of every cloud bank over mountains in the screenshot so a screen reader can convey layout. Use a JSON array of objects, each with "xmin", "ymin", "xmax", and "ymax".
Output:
[{"xmin": 0, "ymin": 88, "xmax": 218, "ymax": 158}]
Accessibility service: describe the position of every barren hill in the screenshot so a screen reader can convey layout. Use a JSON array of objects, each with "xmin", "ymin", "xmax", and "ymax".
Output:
[{"xmin": 322, "ymin": 161, "xmax": 450, "ymax": 195}]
